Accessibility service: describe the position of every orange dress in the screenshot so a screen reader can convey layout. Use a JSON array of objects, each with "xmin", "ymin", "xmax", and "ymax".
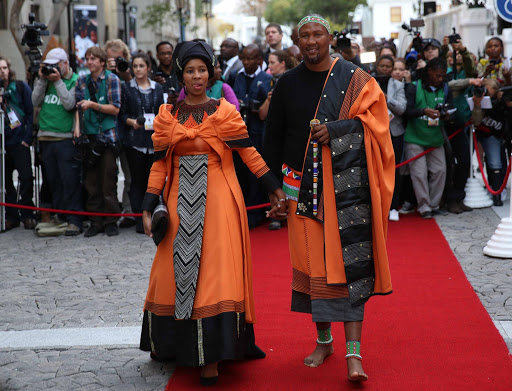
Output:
[{"xmin": 139, "ymin": 99, "xmax": 279, "ymax": 366}]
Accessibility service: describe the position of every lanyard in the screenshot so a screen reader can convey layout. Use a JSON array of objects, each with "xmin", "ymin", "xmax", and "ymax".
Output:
[{"xmin": 135, "ymin": 80, "xmax": 155, "ymax": 116}]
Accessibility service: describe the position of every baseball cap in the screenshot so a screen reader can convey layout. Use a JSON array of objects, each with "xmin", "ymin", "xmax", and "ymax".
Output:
[
  {"xmin": 422, "ymin": 38, "xmax": 441, "ymax": 51},
  {"xmin": 43, "ymin": 48, "xmax": 68, "ymax": 64}
]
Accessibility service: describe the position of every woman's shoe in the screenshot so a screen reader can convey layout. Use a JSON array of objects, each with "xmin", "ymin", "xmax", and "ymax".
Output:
[{"xmin": 200, "ymin": 376, "xmax": 218, "ymax": 387}]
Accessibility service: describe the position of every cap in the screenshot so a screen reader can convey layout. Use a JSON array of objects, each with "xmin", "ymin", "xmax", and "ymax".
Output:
[
  {"xmin": 422, "ymin": 38, "xmax": 441, "ymax": 51},
  {"xmin": 43, "ymin": 48, "xmax": 68, "ymax": 65}
]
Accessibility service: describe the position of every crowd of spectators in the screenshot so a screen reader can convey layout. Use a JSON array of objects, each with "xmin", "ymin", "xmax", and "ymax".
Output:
[{"xmin": 1, "ymin": 22, "xmax": 511, "ymax": 236}]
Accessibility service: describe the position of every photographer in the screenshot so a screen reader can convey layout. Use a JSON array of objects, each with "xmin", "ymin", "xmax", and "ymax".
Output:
[
  {"xmin": 472, "ymin": 79, "xmax": 510, "ymax": 206},
  {"xmin": 119, "ymin": 53, "xmax": 164, "ymax": 234},
  {"xmin": 104, "ymin": 39, "xmax": 134, "ymax": 228},
  {"xmin": 75, "ymin": 46, "xmax": 122, "ymax": 237},
  {"xmin": 32, "ymin": 48, "xmax": 82, "ymax": 235},
  {"xmin": 152, "ymin": 41, "xmax": 181, "ymax": 104},
  {"xmin": 104, "ymin": 39, "xmax": 132, "ymax": 83},
  {"xmin": 476, "ymin": 37, "xmax": 511, "ymax": 86},
  {"xmin": 0, "ymin": 56, "xmax": 35, "ymax": 231},
  {"xmin": 442, "ymin": 36, "xmax": 479, "ymax": 214},
  {"xmin": 411, "ymin": 38, "xmax": 441, "ymax": 81},
  {"xmin": 404, "ymin": 57, "xmax": 454, "ymax": 218},
  {"xmin": 233, "ymin": 43, "xmax": 272, "ymax": 227}
]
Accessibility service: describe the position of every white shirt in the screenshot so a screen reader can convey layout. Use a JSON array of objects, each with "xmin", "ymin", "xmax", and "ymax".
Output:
[{"xmin": 223, "ymin": 56, "xmax": 240, "ymax": 79}]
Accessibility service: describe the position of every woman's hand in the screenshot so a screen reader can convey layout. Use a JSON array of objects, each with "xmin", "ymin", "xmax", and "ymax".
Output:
[
  {"xmin": 130, "ymin": 118, "xmax": 143, "ymax": 130},
  {"xmin": 266, "ymin": 189, "xmax": 288, "ymax": 220},
  {"xmin": 143, "ymin": 210, "xmax": 153, "ymax": 238}
]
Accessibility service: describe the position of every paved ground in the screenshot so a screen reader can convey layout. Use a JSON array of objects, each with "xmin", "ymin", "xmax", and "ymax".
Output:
[{"xmin": 0, "ymin": 202, "xmax": 511, "ymax": 390}]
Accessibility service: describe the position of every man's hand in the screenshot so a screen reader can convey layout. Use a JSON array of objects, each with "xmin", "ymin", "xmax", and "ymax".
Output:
[
  {"xmin": 469, "ymin": 78, "xmax": 483, "ymax": 87},
  {"xmin": 266, "ymin": 90, "xmax": 273, "ymax": 101},
  {"xmin": 154, "ymin": 75, "xmax": 166, "ymax": 85},
  {"xmin": 416, "ymin": 59, "xmax": 426, "ymax": 70},
  {"xmin": 77, "ymin": 100, "xmax": 96, "ymax": 111},
  {"xmin": 21, "ymin": 141, "xmax": 30, "ymax": 148},
  {"xmin": 424, "ymin": 108, "xmax": 440, "ymax": 119},
  {"xmin": 472, "ymin": 95, "xmax": 484, "ymax": 107},
  {"xmin": 47, "ymin": 68, "xmax": 62, "ymax": 82},
  {"xmin": 311, "ymin": 123, "xmax": 330, "ymax": 145},
  {"xmin": 451, "ymin": 39, "xmax": 466, "ymax": 53},
  {"xmin": 106, "ymin": 57, "xmax": 117, "ymax": 72}
]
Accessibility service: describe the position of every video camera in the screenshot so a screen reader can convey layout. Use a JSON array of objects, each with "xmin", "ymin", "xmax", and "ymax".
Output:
[
  {"xmin": 21, "ymin": 12, "xmax": 50, "ymax": 75},
  {"xmin": 332, "ymin": 27, "xmax": 359, "ymax": 51},
  {"xmin": 402, "ymin": 18, "xmax": 424, "ymax": 54}
]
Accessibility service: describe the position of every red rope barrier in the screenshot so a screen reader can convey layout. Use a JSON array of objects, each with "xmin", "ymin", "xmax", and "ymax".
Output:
[
  {"xmin": 395, "ymin": 125, "xmax": 465, "ymax": 168},
  {"xmin": 0, "ymin": 201, "xmax": 273, "ymax": 216},
  {"xmin": 472, "ymin": 131, "xmax": 511, "ymax": 195}
]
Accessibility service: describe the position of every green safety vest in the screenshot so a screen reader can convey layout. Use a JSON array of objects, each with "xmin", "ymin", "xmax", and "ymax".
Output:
[
  {"xmin": 405, "ymin": 79, "xmax": 445, "ymax": 147},
  {"xmin": 39, "ymin": 73, "xmax": 79, "ymax": 133},
  {"xmin": 83, "ymin": 70, "xmax": 116, "ymax": 135}
]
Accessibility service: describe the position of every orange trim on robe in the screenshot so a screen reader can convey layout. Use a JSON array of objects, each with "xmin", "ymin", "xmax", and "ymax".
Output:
[
  {"xmin": 322, "ymin": 71, "xmax": 394, "ymax": 295},
  {"xmin": 144, "ymin": 99, "xmax": 272, "ymax": 324}
]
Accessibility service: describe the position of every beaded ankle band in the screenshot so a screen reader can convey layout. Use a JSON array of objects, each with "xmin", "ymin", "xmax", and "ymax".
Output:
[
  {"xmin": 345, "ymin": 341, "xmax": 362, "ymax": 360},
  {"xmin": 316, "ymin": 327, "xmax": 333, "ymax": 345}
]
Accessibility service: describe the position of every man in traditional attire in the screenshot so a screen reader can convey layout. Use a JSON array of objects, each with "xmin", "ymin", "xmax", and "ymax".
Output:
[{"xmin": 263, "ymin": 15, "xmax": 395, "ymax": 382}]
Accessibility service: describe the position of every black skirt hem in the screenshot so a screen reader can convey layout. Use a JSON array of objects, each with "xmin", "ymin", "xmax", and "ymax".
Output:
[{"xmin": 140, "ymin": 309, "xmax": 266, "ymax": 366}]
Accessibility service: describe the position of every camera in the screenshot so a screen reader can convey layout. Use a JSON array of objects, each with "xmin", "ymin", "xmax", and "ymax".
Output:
[
  {"xmin": 73, "ymin": 134, "xmax": 90, "ymax": 162},
  {"xmin": 41, "ymin": 64, "xmax": 60, "ymax": 76},
  {"xmin": 136, "ymin": 116, "xmax": 146, "ymax": 126},
  {"xmin": 116, "ymin": 57, "xmax": 129, "ymax": 73},
  {"xmin": 332, "ymin": 28, "xmax": 359, "ymax": 51},
  {"xmin": 402, "ymin": 19, "xmax": 424, "ymax": 54},
  {"xmin": 434, "ymin": 103, "xmax": 453, "ymax": 117},
  {"xmin": 448, "ymin": 28, "xmax": 461, "ymax": 44},
  {"xmin": 500, "ymin": 86, "xmax": 512, "ymax": 103},
  {"xmin": 83, "ymin": 133, "xmax": 110, "ymax": 168},
  {"xmin": 473, "ymin": 86, "xmax": 487, "ymax": 98},
  {"xmin": 239, "ymin": 99, "xmax": 261, "ymax": 123},
  {"xmin": 21, "ymin": 13, "xmax": 50, "ymax": 75}
]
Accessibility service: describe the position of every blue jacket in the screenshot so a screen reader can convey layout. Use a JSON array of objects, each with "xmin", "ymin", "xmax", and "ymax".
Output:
[
  {"xmin": 233, "ymin": 70, "xmax": 271, "ymax": 142},
  {"xmin": 3, "ymin": 81, "xmax": 34, "ymax": 146}
]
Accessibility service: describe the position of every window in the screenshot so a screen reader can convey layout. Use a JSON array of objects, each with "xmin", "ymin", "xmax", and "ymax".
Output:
[
  {"xmin": 390, "ymin": 7, "xmax": 401, "ymax": 23},
  {"xmin": 0, "ymin": 0, "xmax": 8, "ymax": 30},
  {"xmin": 390, "ymin": 32, "xmax": 399, "ymax": 39},
  {"xmin": 437, "ymin": 5, "xmax": 442, "ymax": 12}
]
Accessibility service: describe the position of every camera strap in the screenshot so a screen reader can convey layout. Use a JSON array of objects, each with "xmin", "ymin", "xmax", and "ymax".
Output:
[{"xmin": 86, "ymin": 78, "xmax": 105, "ymax": 134}]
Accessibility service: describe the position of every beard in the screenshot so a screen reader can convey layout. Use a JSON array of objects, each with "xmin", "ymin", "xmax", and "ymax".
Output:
[{"xmin": 304, "ymin": 53, "xmax": 321, "ymax": 64}]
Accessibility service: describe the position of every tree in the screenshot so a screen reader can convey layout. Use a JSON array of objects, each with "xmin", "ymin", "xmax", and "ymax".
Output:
[{"xmin": 264, "ymin": 0, "xmax": 365, "ymax": 28}]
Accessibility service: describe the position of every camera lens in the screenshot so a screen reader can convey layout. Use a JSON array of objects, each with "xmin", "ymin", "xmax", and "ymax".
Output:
[{"xmin": 116, "ymin": 57, "xmax": 129, "ymax": 73}]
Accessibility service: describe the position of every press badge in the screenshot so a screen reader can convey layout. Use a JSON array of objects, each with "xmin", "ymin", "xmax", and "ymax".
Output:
[
  {"xmin": 144, "ymin": 113, "xmax": 155, "ymax": 131},
  {"xmin": 388, "ymin": 109, "xmax": 394, "ymax": 122},
  {"xmin": 428, "ymin": 117, "xmax": 439, "ymax": 127},
  {"xmin": 7, "ymin": 109, "xmax": 21, "ymax": 129}
]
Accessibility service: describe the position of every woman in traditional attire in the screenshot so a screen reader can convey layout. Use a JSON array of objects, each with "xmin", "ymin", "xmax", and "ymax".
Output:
[{"xmin": 139, "ymin": 41, "xmax": 287, "ymax": 386}]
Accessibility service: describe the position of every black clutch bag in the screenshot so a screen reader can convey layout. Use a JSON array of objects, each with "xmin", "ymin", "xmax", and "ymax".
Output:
[{"xmin": 151, "ymin": 196, "xmax": 169, "ymax": 246}]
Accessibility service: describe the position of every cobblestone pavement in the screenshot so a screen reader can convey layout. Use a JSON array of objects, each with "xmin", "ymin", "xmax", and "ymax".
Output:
[
  {"xmin": 0, "ymin": 205, "xmax": 511, "ymax": 390},
  {"xmin": 435, "ymin": 205, "xmax": 512, "ymax": 352}
]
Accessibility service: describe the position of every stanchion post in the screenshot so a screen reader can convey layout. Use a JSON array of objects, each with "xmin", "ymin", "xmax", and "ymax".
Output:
[
  {"xmin": 463, "ymin": 125, "xmax": 493, "ymax": 208},
  {"xmin": 0, "ymin": 107, "xmax": 5, "ymax": 231},
  {"xmin": 469, "ymin": 124, "xmax": 474, "ymax": 179}
]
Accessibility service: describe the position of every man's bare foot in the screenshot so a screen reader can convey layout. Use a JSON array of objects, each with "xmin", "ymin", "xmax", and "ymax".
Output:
[
  {"xmin": 347, "ymin": 357, "xmax": 368, "ymax": 382},
  {"xmin": 304, "ymin": 343, "xmax": 334, "ymax": 367}
]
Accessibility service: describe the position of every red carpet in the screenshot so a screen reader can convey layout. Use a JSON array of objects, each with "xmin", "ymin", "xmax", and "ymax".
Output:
[{"xmin": 165, "ymin": 215, "xmax": 512, "ymax": 390}]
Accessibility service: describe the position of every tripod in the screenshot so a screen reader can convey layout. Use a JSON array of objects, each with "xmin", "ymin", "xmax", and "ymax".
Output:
[{"xmin": 0, "ymin": 105, "xmax": 5, "ymax": 231}]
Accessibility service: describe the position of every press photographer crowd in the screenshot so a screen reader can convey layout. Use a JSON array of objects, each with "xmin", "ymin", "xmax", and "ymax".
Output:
[{"xmin": 1, "ymin": 16, "xmax": 511, "ymax": 237}]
